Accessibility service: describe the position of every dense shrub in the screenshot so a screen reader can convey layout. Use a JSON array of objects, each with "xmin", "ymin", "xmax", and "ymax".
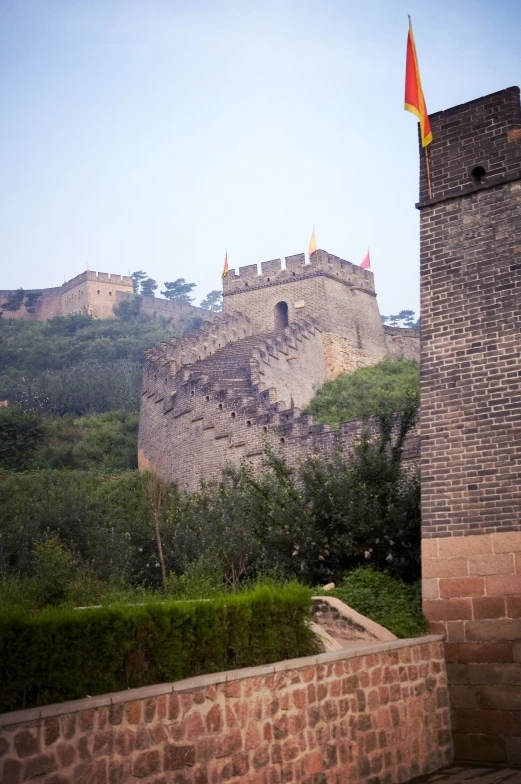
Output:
[
  {"xmin": 0, "ymin": 583, "xmax": 317, "ymax": 712},
  {"xmin": 303, "ymin": 358, "xmax": 419, "ymax": 427},
  {"xmin": 331, "ymin": 568, "xmax": 428, "ymax": 638},
  {"xmin": 0, "ymin": 406, "xmax": 46, "ymax": 469}
]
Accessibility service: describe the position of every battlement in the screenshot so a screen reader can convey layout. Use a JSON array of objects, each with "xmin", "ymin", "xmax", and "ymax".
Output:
[
  {"xmin": 61, "ymin": 271, "xmax": 133, "ymax": 293},
  {"xmin": 145, "ymin": 312, "xmax": 254, "ymax": 373},
  {"xmin": 223, "ymin": 249, "xmax": 374, "ymax": 296}
]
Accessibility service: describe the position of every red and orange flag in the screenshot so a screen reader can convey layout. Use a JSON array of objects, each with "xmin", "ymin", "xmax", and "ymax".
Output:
[
  {"xmin": 221, "ymin": 251, "xmax": 229, "ymax": 278},
  {"xmin": 404, "ymin": 19, "xmax": 432, "ymax": 147}
]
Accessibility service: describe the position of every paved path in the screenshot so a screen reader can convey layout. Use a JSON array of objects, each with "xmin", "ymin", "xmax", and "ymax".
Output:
[{"xmin": 409, "ymin": 763, "xmax": 521, "ymax": 783}]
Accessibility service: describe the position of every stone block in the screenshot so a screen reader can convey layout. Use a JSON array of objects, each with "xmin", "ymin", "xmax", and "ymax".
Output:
[
  {"xmin": 466, "ymin": 618, "xmax": 521, "ymax": 641},
  {"xmin": 439, "ymin": 577, "xmax": 484, "ymax": 599},
  {"xmin": 472, "ymin": 596, "xmax": 506, "ymax": 619},
  {"xmin": 478, "ymin": 685, "xmax": 521, "ymax": 711}
]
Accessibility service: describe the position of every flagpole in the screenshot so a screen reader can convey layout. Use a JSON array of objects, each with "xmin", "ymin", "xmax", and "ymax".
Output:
[{"xmin": 425, "ymin": 146, "xmax": 433, "ymax": 199}]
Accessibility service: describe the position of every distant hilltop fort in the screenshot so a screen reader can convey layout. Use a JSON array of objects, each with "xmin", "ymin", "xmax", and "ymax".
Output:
[
  {"xmin": 0, "ymin": 269, "xmax": 212, "ymax": 327},
  {"xmin": 139, "ymin": 248, "xmax": 420, "ymax": 490}
]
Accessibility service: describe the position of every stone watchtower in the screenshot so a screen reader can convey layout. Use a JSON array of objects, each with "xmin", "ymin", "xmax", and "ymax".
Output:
[
  {"xmin": 419, "ymin": 87, "xmax": 521, "ymax": 763},
  {"xmin": 222, "ymin": 249, "xmax": 397, "ymax": 379}
]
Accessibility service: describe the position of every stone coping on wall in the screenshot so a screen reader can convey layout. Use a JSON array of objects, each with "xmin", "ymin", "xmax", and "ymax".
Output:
[{"xmin": 0, "ymin": 634, "xmax": 443, "ymax": 728}]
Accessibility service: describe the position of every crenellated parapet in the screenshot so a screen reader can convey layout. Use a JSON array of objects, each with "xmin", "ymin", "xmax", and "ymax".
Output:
[
  {"xmin": 222, "ymin": 249, "xmax": 375, "ymax": 297},
  {"xmin": 139, "ymin": 311, "xmax": 418, "ymax": 490},
  {"xmin": 144, "ymin": 311, "xmax": 254, "ymax": 375}
]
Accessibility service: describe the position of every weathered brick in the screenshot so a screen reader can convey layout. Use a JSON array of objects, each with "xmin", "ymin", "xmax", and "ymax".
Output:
[
  {"xmin": 458, "ymin": 641, "xmax": 513, "ymax": 663},
  {"xmin": 24, "ymin": 752, "xmax": 56, "ymax": 779},
  {"xmin": 2, "ymin": 758, "xmax": 23, "ymax": 784},
  {"xmin": 164, "ymin": 744, "xmax": 196, "ymax": 770},
  {"xmin": 132, "ymin": 749, "xmax": 161, "ymax": 778}
]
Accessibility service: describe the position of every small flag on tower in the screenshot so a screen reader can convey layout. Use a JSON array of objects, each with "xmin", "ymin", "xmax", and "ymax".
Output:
[
  {"xmin": 404, "ymin": 18, "xmax": 432, "ymax": 147},
  {"xmin": 360, "ymin": 249, "xmax": 371, "ymax": 270},
  {"xmin": 221, "ymin": 251, "xmax": 229, "ymax": 278},
  {"xmin": 308, "ymin": 228, "xmax": 317, "ymax": 256}
]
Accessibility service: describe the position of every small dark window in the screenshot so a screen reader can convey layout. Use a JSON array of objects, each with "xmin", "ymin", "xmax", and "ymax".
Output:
[
  {"xmin": 262, "ymin": 426, "xmax": 267, "ymax": 434},
  {"xmin": 280, "ymin": 437, "xmax": 285, "ymax": 444},
  {"xmin": 471, "ymin": 166, "xmax": 487, "ymax": 185},
  {"xmin": 246, "ymin": 420, "xmax": 252, "ymax": 427},
  {"xmin": 218, "ymin": 403, "xmax": 223, "ymax": 410},
  {"xmin": 274, "ymin": 301, "xmax": 289, "ymax": 330},
  {"xmin": 231, "ymin": 412, "xmax": 236, "ymax": 418},
  {"xmin": 205, "ymin": 395, "xmax": 210, "ymax": 401},
  {"xmin": 97, "ymin": 290, "xmax": 100, "ymax": 294},
  {"xmin": 191, "ymin": 390, "xmax": 194, "ymax": 396},
  {"xmin": 109, "ymin": 291, "xmax": 112, "ymax": 296}
]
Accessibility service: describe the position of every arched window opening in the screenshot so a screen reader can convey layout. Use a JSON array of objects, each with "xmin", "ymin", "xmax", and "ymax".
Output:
[{"xmin": 274, "ymin": 301, "xmax": 289, "ymax": 330}]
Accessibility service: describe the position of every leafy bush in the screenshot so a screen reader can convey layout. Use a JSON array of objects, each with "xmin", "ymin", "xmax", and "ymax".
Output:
[
  {"xmin": 303, "ymin": 358, "xmax": 419, "ymax": 427},
  {"xmin": 0, "ymin": 583, "xmax": 317, "ymax": 712},
  {"xmin": 0, "ymin": 406, "xmax": 46, "ymax": 469},
  {"xmin": 36, "ymin": 411, "xmax": 138, "ymax": 472},
  {"xmin": 330, "ymin": 568, "xmax": 428, "ymax": 638}
]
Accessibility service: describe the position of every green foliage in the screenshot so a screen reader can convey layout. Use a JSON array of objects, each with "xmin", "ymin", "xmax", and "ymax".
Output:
[
  {"xmin": 29, "ymin": 538, "xmax": 78, "ymax": 608},
  {"xmin": 1, "ymin": 288, "xmax": 25, "ymax": 312},
  {"xmin": 303, "ymin": 359, "xmax": 419, "ymax": 427},
  {"xmin": 161, "ymin": 278, "xmax": 196, "ymax": 303},
  {"xmin": 113, "ymin": 295, "xmax": 142, "ymax": 321},
  {"xmin": 381, "ymin": 310, "xmax": 419, "ymax": 329},
  {"xmin": 0, "ymin": 406, "xmax": 46, "ymax": 469},
  {"xmin": 36, "ymin": 411, "xmax": 138, "ymax": 472},
  {"xmin": 140, "ymin": 278, "xmax": 158, "ymax": 297},
  {"xmin": 1, "ymin": 289, "xmax": 43, "ymax": 314},
  {"xmin": 131, "ymin": 270, "xmax": 147, "ymax": 294},
  {"xmin": 0, "ymin": 583, "xmax": 317, "ymax": 712},
  {"xmin": 330, "ymin": 568, "xmax": 428, "ymax": 639},
  {"xmin": 0, "ymin": 410, "xmax": 420, "ymax": 598},
  {"xmin": 0, "ymin": 313, "xmax": 175, "ymax": 415},
  {"xmin": 200, "ymin": 290, "xmax": 223, "ymax": 312}
]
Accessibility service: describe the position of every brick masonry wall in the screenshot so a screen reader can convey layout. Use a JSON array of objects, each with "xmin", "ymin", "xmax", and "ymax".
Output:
[
  {"xmin": 419, "ymin": 87, "xmax": 521, "ymax": 764},
  {"xmin": 0, "ymin": 288, "xmax": 62, "ymax": 321},
  {"xmin": 422, "ymin": 530, "xmax": 521, "ymax": 764},
  {"xmin": 0, "ymin": 636, "xmax": 451, "ymax": 784},
  {"xmin": 222, "ymin": 250, "xmax": 390, "ymax": 371},
  {"xmin": 139, "ymin": 317, "xmax": 419, "ymax": 491}
]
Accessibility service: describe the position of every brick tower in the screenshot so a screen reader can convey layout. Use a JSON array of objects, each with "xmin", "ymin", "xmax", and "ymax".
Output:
[
  {"xmin": 419, "ymin": 87, "xmax": 521, "ymax": 764},
  {"xmin": 222, "ymin": 249, "xmax": 391, "ymax": 379}
]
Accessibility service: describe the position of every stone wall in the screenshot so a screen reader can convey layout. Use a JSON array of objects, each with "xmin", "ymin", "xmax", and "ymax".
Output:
[
  {"xmin": 0, "ymin": 287, "xmax": 62, "ymax": 321},
  {"xmin": 139, "ymin": 314, "xmax": 420, "ymax": 490},
  {"xmin": 61, "ymin": 272, "xmax": 134, "ymax": 319},
  {"xmin": 0, "ymin": 635, "xmax": 451, "ymax": 784},
  {"xmin": 222, "ymin": 250, "xmax": 400, "ymax": 373},
  {"xmin": 419, "ymin": 86, "xmax": 521, "ymax": 764}
]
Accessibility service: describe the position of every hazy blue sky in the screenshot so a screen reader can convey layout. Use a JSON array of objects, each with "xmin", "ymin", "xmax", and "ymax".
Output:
[{"xmin": 1, "ymin": 0, "xmax": 519, "ymax": 315}]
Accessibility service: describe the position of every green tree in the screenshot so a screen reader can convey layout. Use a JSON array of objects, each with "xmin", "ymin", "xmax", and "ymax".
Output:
[
  {"xmin": 113, "ymin": 296, "xmax": 142, "ymax": 321},
  {"xmin": 200, "ymin": 290, "xmax": 222, "ymax": 312},
  {"xmin": 2, "ymin": 289, "xmax": 25, "ymax": 312},
  {"xmin": 131, "ymin": 271, "xmax": 147, "ymax": 294},
  {"xmin": 381, "ymin": 310, "xmax": 419, "ymax": 329},
  {"xmin": 161, "ymin": 279, "xmax": 196, "ymax": 304},
  {"xmin": 140, "ymin": 278, "xmax": 158, "ymax": 298},
  {"xmin": 0, "ymin": 406, "xmax": 46, "ymax": 469},
  {"xmin": 303, "ymin": 358, "xmax": 419, "ymax": 427}
]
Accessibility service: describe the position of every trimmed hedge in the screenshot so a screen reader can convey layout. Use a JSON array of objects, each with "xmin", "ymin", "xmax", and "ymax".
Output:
[{"xmin": 0, "ymin": 583, "xmax": 317, "ymax": 713}]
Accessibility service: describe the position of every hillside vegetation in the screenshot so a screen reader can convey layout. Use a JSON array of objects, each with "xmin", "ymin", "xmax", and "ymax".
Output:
[
  {"xmin": 303, "ymin": 358, "xmax": 419, "ymax": 427},
  {"xmin": 0, "ymin": 312, "xmax": 175, "ymax": 415},
  {"xmin": 0, "ymin": 318, "xmax": 423, "ymax": 631}
]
